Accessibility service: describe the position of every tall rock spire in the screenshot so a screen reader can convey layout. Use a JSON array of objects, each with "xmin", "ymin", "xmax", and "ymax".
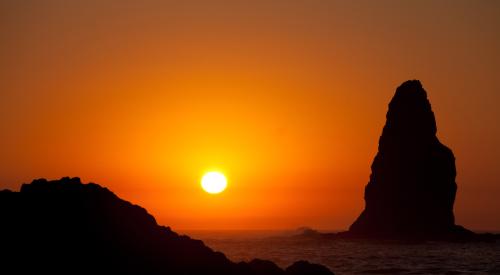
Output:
[{"xmin": 348, "ymin": 80, "xmax": 467, "ymax": 239}]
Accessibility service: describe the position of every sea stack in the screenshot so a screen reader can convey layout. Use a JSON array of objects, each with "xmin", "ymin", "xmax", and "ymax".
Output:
[{"xmin": 347, "ymin": 80, "xmax": 473, "ymax": 240}]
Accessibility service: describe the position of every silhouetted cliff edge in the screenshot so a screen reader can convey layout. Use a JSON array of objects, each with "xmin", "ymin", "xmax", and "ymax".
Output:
[
  {"xmin": 0, "ymin": 177, "xmax": 334, "ymax": 275},
  {"xmin": 339, "ymin": 80, "xmax": 495, "ymax": 242}
]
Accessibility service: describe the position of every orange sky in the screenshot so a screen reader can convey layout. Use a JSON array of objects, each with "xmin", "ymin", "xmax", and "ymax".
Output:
[{"xmin": 1, "ymin": 0, "xmax": 500, "ymax": 231}]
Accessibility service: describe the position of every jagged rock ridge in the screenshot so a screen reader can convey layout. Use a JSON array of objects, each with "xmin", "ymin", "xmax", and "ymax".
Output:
[{"xmin": 0, "ymin": 177, "xmax": 333, "ymax": 275}]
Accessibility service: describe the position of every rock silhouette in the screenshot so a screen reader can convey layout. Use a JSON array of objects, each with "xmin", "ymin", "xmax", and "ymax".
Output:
[
  {"xmin": 345, "ymin": 80, "xmax": 474, "ymax": 240},
  {"xmin": 286, "ymin": 261, "xmax": 334, "ymax": 275},
  {"xmin": 0, "ymin": 177, "xmax": 334, "ymax": 275}
]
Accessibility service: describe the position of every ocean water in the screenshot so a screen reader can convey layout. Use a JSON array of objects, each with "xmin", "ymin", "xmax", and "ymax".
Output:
[{"xmin": 184, "ymin": 230, "xmax": 500, "ymax": 274}]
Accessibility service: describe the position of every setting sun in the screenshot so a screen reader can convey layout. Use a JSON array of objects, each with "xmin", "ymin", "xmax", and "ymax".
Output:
[
  {"xmin": 2, "ymin": 1, "xmax": 500, "ymax": 274},
  {"xmin": 201, "ymin": 172, "xmax": 227, "ymax": 194}
]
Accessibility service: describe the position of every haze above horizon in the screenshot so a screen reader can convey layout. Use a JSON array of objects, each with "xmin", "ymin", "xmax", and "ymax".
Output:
[{"xmin": 1, "ymin": 0, "xmax": 500, "ymax": 231}]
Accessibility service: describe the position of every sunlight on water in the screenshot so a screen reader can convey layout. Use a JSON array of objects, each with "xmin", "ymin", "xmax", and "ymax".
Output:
[{"xmin": 185, "ymin": 230, "xmax": 500, "ymax": 275}]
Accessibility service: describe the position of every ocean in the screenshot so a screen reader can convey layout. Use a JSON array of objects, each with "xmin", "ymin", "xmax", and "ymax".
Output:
[{"xmin": 184, "ymin": 230, "xmax": 500, "ymax": 274}]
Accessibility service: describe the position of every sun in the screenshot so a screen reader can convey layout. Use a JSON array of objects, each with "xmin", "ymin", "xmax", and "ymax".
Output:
[{"xmin": 201, "ymin": 172, "xmax": 227, "ymax": 194}]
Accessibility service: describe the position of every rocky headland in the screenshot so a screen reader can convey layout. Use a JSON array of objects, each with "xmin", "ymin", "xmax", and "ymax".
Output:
[{"xmin": 0, "ymin": 177, "xmax": 334, "ymax": 275}]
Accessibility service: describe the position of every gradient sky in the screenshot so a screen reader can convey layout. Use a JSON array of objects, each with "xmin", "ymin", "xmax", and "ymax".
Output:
[{"xmin": 1, "ymin": 0, "xmax": 499, "ymax": 230}]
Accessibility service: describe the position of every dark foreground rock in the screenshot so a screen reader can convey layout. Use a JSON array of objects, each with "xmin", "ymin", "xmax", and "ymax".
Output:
[
  {"xmin": 286, "ymin": 261, "xmax": 334, "ymax": 275},
  {"xmin": 340, "ymin": 80, "xmax": 488, "ymax": 242},
  {"xmin": 0, "ymin": 177, "xmax": 334, "ymax": 275}
]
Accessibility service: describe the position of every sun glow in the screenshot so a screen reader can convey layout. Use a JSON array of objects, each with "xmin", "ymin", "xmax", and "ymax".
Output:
[{"xmin": 201, "ymin": 172, "xmax": 227, "ymax": 194}]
